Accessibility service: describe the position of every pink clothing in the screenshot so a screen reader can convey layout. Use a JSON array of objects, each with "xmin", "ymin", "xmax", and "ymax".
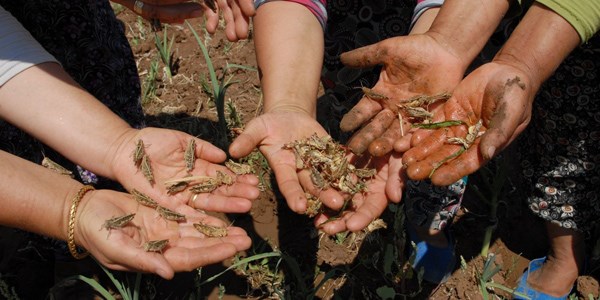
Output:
[{"xmin": 254, "ymin": 0, "xmax": 327, "ymax": 29}]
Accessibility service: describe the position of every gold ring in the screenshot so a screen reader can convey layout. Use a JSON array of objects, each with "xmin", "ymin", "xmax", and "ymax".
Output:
[
  {"xmin": 190, "ymin": 194, "xmax": 199, "ymax": 207},
  {"xmin": 133, "ymin": 0, "xmax": 144, "ymax": 15}
]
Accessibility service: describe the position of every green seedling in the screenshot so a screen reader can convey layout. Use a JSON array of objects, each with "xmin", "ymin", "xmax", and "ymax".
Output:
[
  {"xmin": 477, "ymin": 254, "xmax": 530, "ymax": 300},
  {"xmin": 68, "ymin": 259, "xmax": 142, "ymax": 300},
  {"xmin": 142, "ymin": 58, "xmax": 159, "ymax": 105},
  {"xmin": 154, "ymin": 25, "xmax": 175, "ymax": 79},
  {"xmin": 470, "ymin": 157, "xmax": 509, "ymax": 257},
  {"xmin": 412, "ymin": 119, "xmax": 466, "ymax": 129}
]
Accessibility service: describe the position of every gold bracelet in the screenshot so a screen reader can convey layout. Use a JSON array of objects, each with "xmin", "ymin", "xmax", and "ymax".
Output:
[{"xmin": 67, "ymin": 185, "xmax": 95, "ymax": 260}]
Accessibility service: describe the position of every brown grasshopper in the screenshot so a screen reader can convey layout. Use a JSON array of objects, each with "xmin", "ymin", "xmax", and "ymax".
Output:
[
  {"xmin": 132, "ymin": 139, "xmax": 145, "ymax": 167},
  {"xmin": 189, "ymin": 178, "xmax": 220, "ymax": 193},
  {"xmin": 156, "ymin": 206, "xmax": 186, "ymax": 222},
  {"xmin": 101, "ymin": 213, "xmax": 136, "ymax": 238},
  {"xmin": 42, "ymin": 157, "xmax": 74, "ymax": 178},
  {"xmin": 141, "ymin": 154, "xmax": 154, "ymax": 184},
  {"xmin": 399, "ymin": 92, "xmax": 451, "ymax": 108},
  {"xmin": 142, "ymin": 239, "xmax": 169, "ymax": 253},
  {"xmin": 225, "ymin": 160, "xmax": 253, "ymax": 175},
  {"xmin": 166, "ymin": 181, "xmax": 189, "ymax": 195},
  {"xmin": 360, "ymin": 87, "xmax": 389, "ymax": 101},
  {"xmin": 184, "ymin": 139, "xmax": 196, "ymax": 172},
  {"xmin": 193, "ymin": 223, "xmax": 228, "ymax": 237},
  {"xmin": 131, "ymin": 189, "xmax": 159, "ymax": 208}
]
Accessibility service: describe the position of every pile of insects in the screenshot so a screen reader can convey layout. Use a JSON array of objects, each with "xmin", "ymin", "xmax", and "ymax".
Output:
[{"xmin": 283, "ymin": 133, "xmax": 377, "ymax": 218}]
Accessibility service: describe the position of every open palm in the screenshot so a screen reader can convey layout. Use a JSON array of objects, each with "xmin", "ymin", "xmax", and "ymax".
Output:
[
  {"xmin": 402, "ymin": 62, "xmax": 536, "ymax": 185},
  {"xmin": 339, "ymin": 33, "xmax": 464, "ymax": 157}
]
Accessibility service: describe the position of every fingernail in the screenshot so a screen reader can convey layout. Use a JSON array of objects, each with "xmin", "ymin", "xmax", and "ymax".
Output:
[{"xmin": 486, "ymin": 146, "xmax": 496, "ymax": 160}]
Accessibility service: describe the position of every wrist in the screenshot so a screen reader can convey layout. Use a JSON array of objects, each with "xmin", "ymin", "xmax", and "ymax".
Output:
[
  {"xmin": 423, "ymin": 31, "xmax": 472, "ymax": 73},
  {"xmin": 426, "ymin": 0, "xmax": 511, "ymax": 71},
  {"xmin": 492, "ymin": 52, "xmax": 542, "ymax": 93},
  {"xmin": 264, "ymin": 101, "xmax": 316, "ymax": 117},
  {"xmin": 65, "ymin": 185, "xmax": 96, "ymax": 259},
  {"xmin": 492, "ymin": 3, "xmax": 580, "ymax": 92},
  {"xmin": 104, "ymin": 127, "xmax": 141, "ymax": 180}
]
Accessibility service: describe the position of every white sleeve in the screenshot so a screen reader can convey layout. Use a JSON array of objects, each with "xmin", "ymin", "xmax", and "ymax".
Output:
[{"xmin": 0, "ymin": 5, "xmax": 59, "ymax": 86}]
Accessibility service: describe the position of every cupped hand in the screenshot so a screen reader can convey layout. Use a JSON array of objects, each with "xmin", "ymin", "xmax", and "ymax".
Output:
[
  {"xmin": 316, "ymin": 152, "xmax": 406, "ymax": 235},
  {"xmin": 113, "ymin": 0, "xmax": 255, "ymax": 41},
  {"xmin": 401, "ymin": 62, "xmax": 536, "ymax": 185},
  {"xmin": 213, "ymin": 0, "xmax": 254, "ymax": 41},
  {"xmin": 228, "ymin": 111, "xmax": 346, "ymax": 214},
  {"xmin": 339, "ymin": 34, "xmax": 464, "ymax": 157},
  {"xmin": 76, "ymin": 189, "xmax": 251, "ymax": 279},
  {"xmin": 109, "ymin": 127, "xmax": 260, "ymax": 215}
]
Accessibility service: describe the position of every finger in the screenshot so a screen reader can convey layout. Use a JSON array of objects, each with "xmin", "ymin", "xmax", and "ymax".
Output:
[
  {"xmin": 163, "ymin": 243, "xmax": 243, "ymax": 271},
  {"xmin": 402, "ymin": 128, "xmax": 450, "ymax": 166},
  {"xmin": 228, "ymin": 120, "xmax": 267, "ymax": 158},
  {"xmin": 204, "ymin": 9, "xmax": 219, "ymax": 33},
  {"xmin": 231, "ymin": 2, "xmax": 250, "ymax": 40},
  {"xmin": 237, "ymin": 0, "xmax": 256, "ymax": 17},
  {"xmin": 104, "ymin": 237, "xmax": 174, "ymax": 279},
  {"xmin": 189, "ymin": 193, "xmax": 253, "ymax": 213},
  {"xmin": 296, "ymin": 169, "xmax": 345, "ymax": 210},
  {"xmin": 385, "ymin": 152, "xmax": 405, "ymax": 202},
  {"xmin": 346, "ymin": 109, "xmax": 395, "ymax": 155},
  {"xmin": 213, "ymin": 180, "xmax": 260, "ymax": 200},
  {"xmin": 368, "ymin": 120, "xmax": 404, "ymax": 157},
  {"xmin": 345, "ymin": 193, "xmax": 388, "ymax": 232},
  {"xmin": 430, "ymin": 145, "xmax": 483, "ymax": 186},
  {"xmin": 221, "ymin": 0, "xmax": 238, "ymax": 42},
  {"xmin": 339, "ymin": 43, "xmax": 386, "ymax": 68},
  {"xmin": 175, "ymin": 234, "xmax": 251, "ymax": 250},
  {"xmin": 316, "ymin": 215, "xmax": 348, "ymax": 235},
  {"xmin": 235, "ymin": 174, "xmax": 260, "ymax": 186},
  {"xmin": 393, "ymin": 132, "xmax": 412, "ymax": 153},
  {"xmin": 405, "ymin": 142, "xmax": 465, "ymax": 181},
  {"xmin": 195, "ymin": 138, "xmax": 227, "ymax": 162},
  {"xmin": 272, "ymin": 163, "xmax": 307, "ymax": 213},
  {"xmin": 479, "ymin": 107, "xmax": 527, "ymax": 161},
  {"xmin": 340, "ymin": 97, "xmax": 383, "ymax": 132}
]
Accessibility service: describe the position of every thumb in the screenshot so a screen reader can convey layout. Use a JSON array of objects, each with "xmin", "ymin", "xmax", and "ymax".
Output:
[
  {"xmin": 229, "ymin": 119, "xmax": 268, "ymax": 158},
  {"xmin": 340, "ymin": 43, "xmax": 386, "ymax": 68},
  {"xmin": 479, "ymin": 89, "xmax": 530, "ymax": 161}
]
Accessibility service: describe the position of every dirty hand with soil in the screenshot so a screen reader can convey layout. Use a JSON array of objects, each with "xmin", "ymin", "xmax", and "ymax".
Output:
[
  {"xmin": 401, "ymin": 62, "xmax": 536, "ymax": 186},
  {"xmin": 338, "ymin": 33, "xmax": 464, "ymax": 157},
  {"xmin": 402, "ymin": 2, "xmax": 581, "ymax": 187}
]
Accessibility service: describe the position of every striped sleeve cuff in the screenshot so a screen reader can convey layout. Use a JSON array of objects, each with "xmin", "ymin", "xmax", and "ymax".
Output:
[
  {"xmin": 255, "ymin": 0, "xmax": 328, "ymax": 30},
  {"xmin": 411, "ymin": 0, "xmax": 445, "ymax": 29}
]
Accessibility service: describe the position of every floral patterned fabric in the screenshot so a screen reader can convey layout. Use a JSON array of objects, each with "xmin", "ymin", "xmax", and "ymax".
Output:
[{"xmin": 516, "ymin": 35, "xmax": 600, "ymax": 233}]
